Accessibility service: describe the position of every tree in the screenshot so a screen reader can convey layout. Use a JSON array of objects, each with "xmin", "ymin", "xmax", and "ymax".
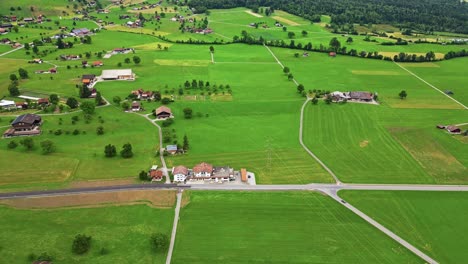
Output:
[
  {"xmin": 311, "ymin": 97, "xmax": 318, "ymax": 105},
  {"xmin": 325, "ymin": 94, "xmax": 333, "ymax": 104},
  {"xmin": 209, "ymin": 46, "xmax": 214, "ymax": 53},
  {"xmin": 283, "ymin": 67, "xmax": 290, "ymax": 74},
  {"xmin": 79, "ymin": 84, "xmax": 91, "ymax": 98},
  {"xmin": 301, "ymin": 30, "xmax": 308, "ymax": 36},
  {"xmin": 120, "ymin": 143, "xmax": 133, "ymax": 158},
  {"xmin": 183, "ymin": 108, "xmax": 193, "ymax": 119},
  {"xmin": 32, "ymin": 45, "xmax": 39, "ymax": 54},
  {"xmin": 346, "ymin": 37, "xmax": 353, "ymax": 44},
  {"xmin": 183, "ymin": 134, "xmax": 189, "ymax": 151},
  {"xmin": 124, "ymin": 58, "xmax": 131, "ymax": 64},
  {"xmin": 80, "ymin": 101, "xmax": 95, "ymax": 115},
  {"xmin": 161, "ymin": 98, "xmax": 171, "ymax": 105},
  {"xmin": 72, "ymin": 234, "xmax": 92, "ymax": 255},
  {"xmin": 104, "ymin": 144, "xmax": 117, "ymax": 157},
  {"xmin": 297, "ymin": 84, "xmax": 305, "ymax": 93},
  {"xmin": 20, "ymin": 138, "xmax": 34, "ymax": 150},
  {"xmin": 95, "ymin": 91, "xmax": 104, "ymax": 105},
  {"xmin": 150, "ymin": 233, "xmax": 169, "ymax": 253},
  {"xmin": 49, "ymin": 94, "xmax": 59, "ymax": 105},
  {"xmin": 287, "ymin": 31, "xmax": 295, "ymax": 39},
  {"xmin": 287, "ymin": 73, "xmax": 294, "ymax": 81},
  {"xmin": 9, "ymin": 74, "xmax": 18, "ymax": 81},
  {"xmin": 7, "ymin": 140, "xmax": 18, "ymax": 149},
  {"xmin": 112, "ymin": 96, "xmax": 121, "ymax": 105},
  {"xmin": 40, "ymin": 140, "xmax": 56, "ymax": 154},
  {"xmin": 139, "ymin": 170, "xmax": 149, "ymax": 181},
  {"xmin": 96, "ymin": 126, "xmax": 104, "ymax": 135},
  {"xmin": 18, "ymin": 68, "xmax": 28, "ymax": 79},
  {"xmin": 121, "ymin": 101, "xmax": 130, "ymax": 111},
  {"xmin": 329, "ymin": 37, "xmax": 341, "ymax": 52},
  {"xmin": 66, "ymin": 97, "xmax": 79, "ymax": 109},
  {"xmin": 399, "ymin": 90, "xmax": 407, "ymax": 99},
  {"xmin": 8, "ymin": 82, "xmax": 20, "ymax": 96},
  {"xmin": 133, "ymin": 56, "xmax": 141, "ymax": 65}
]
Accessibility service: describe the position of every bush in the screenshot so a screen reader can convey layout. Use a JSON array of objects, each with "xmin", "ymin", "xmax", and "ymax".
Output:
[
  {"xmin": 161, "ymin": 119, "xmax": 173, "ymax": 127},
  {"xmin": 7, "ymin": 140, "xmax": 18, "ymax": 149},
  {"xmin": 139, "ymin": 170, "xmax": 149, "ymax": 181},
  {"xmin": 72, "ymin": 234, "xmax": 92, "ymax": 255},
  {"xmin": 99, "ymin": 247, "xmax": 109, "ymax": 255},
  {"xmin": 150, "ymin": 233, "xmax": 169, "ymax": 253}
]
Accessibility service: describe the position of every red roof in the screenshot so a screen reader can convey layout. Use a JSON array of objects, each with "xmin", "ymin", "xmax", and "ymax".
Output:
[
  {"xmin": 173, "ymin": 165, "xmax": 188, "ymax": 175},
  {"xmin": 193, "ymin": 162, "xmax": 213, "ymax": 174},
  {"xmin": 38, "ymin": 98, "xmax": 49, "ymax": 104},
  {"xmin": 150, "ymin": 170, "xmax": 163, "ymax": 179},
  {"xmin": 156, "ymin": 106, "xmax": 172, "ymax": 115},
  {"xmin": 93, "ymin": 61, "xmax": 103, "ymax": 65}
]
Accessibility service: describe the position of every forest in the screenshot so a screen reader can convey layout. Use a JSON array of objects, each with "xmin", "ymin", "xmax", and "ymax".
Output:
[{"xmin": 189, "ymin": 0, "xmax": 468, "ymax": 34}]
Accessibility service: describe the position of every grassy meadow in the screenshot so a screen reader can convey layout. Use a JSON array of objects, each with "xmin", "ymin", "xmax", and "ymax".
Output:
[
  {"xmin": 340, "ymin": 191, "xmax": 468, "ymax": 264},
  {"xmin": 172, "ymin": 191, "xmax": 422, "ymax": 264},
  {"xmin": 0, "ymin": 204, "xmax": 174, "ymax": 263}
]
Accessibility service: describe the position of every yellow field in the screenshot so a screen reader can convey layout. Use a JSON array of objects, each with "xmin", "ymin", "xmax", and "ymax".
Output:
[
  {"xmin": 379, "ymin": 51, "xmax": 445, "ymax": 60},
  {"xmin": 132, "ymin": 42, "xmax": 173, "ymax": 50},
  {"xmin": 351, "ymin": 70, "xmax": 403, "ymax": 76},
  {"xmin": 271, "ymin": 16, "xmax": 300, "ymax": 26},
  {"xmin": 153, "ymin": 59, "xmax": 210, "ymax": 67},
  {"xmin": 245, "ymin": 10, "xmax": 263, "ymax": 18},
  {"xmin": 398, "ymin": 62, "xmax": 441, "ymax": 68},
  {"xmin": 128, "ymin": 6, "xmax": 178, "ymax": 14}
]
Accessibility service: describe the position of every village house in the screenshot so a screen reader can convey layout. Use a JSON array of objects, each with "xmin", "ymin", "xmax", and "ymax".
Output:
[
  {"xmin": 101, "ymin": 69, "xmax": 134, "ymax": 80},
  {"xmin": 82, "ymin": 74, "xmax": 97, "ymax": 87},
  {"xmin": 349, "ymin": 91, "xmax": 374, "ymax": 101},
  {"xmin": 446, "ymin": 125, "xmax": 461, "ymax": 134},
  {"xmin": 31, "ymin": 58, "xmax": 43, "ymax": 64},
  {"xmin": 23, "ymin": 17, "xmax": 35, "ymax": 23},
  {"xmin": 131, "ymin": 101, "xmax": 141, "ymax": 111},
  {"xmin": 111, "ymin": 47, "xmax": 133, "ymax": 54},
  {"xmin": 11, "ymin": 42, "xmax": 22, "ymax": 48},
  {"xmin": 15, "ymin": 101, "xmax": 28, "ymax": 109},
  {"xmin": 149, "ymin": 165, "xmax": 163, "ymax": 181},
  {"xmin": 71, "ymin": 28, "xmax": 92, "ymax": 37},
  {"xmin": 93, "ymin": 61, "xmax": 103, "ymax": 67},
  {"xmin": 0, "ymin": 28, "xmax": 7, "ymax": 35},
  {"xmin": 172, "ymin": 165, "xmax": 189, "ymax": 182},
  {"xmin": 0, "ymin": 99, "xmax": 16, "ymax": 110},
  {"xmin": 155, "ymin": 106, "xmax": 173, "ymax": 119},
  {"xmin": 212, "ymin": 166, "xmax": 234, "ymax": 182},
  {"xmin": 192, "ymin": 162, "xmax": 213, "ymax": 178},
  {"xmin": 1, "ymin": 38, "xmax": 11, "ymax": 44},
  {"xmin": 60, "ymin": 54, "xmax": 80, "ymax": 60},
  {"xmin": 166, "ymin": 145, "xmax": 178, "ymax": 154},
  {"xmin": 131, "ymin": 89, "xmax": 153, "ymax": 100},
  {"xmin": 38, "ymin": 98, "xmax": 50, "ymax": 106},
  {"xmin": 3, "ymin": 113, "xmax": 42, "ymax": 137}
]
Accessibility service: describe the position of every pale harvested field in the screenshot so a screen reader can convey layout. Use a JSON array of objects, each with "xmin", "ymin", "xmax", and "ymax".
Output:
[
  {"xmin": 245, "ymin": 10, "xmax": 263, "ymax": 18},
  {"xmin": 0, "ymin": 190, "xmax": 176, "ymax": 209},
  {"xmin": 272, "ymin": 16, "xmax": 300, "ymax": 26},
  {"xmin": 351, "ymin": 70, "xmax": 403, "ymax": 75},
  {"xmin": 398, "ymin": 62, "xmax": 441, "ymax": 68},
  {"xmin": 132, "ymin": 42, "xmax": 173, "ymax": 50},
  {"xmin": 379, "ymin": 51, "xmax": 445, "ymax": 60},
  {"xmin": 106, "ymin": 25, "xmax": 170, "ymax": 36}
]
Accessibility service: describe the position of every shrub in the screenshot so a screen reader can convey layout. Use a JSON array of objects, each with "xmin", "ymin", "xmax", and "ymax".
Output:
[
  {"xmin": 7, "ymin": 140, "xmax": 18, "ymax": 149},
  {"xmin": 150, "ymin": 233, "xmax": 169, "ymax": 253},
  {"xmin": 72, "ymin": 234, "xmax": 92, "ymax": 255}
]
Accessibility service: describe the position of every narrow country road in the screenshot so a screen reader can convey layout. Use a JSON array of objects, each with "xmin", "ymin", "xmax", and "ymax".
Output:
[
  {"xmin": 138, "ymin": 113, "xmax": 170, "ymax": 183},
  {"xmin": 166, "ymin": 190, "xmax": 182, "ymax": 264},
  {"xmin": 299, "ymin": 97, "xmax": 341, "ymax": 184},
  {"xmin": 0, "ymin": 45, "xmax": 24, "ymax": 57}
]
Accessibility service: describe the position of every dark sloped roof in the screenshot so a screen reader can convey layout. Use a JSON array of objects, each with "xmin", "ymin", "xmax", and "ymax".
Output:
[{"xmin": 11, "ymin": 114, "xmax": 41, "ymax": 125}]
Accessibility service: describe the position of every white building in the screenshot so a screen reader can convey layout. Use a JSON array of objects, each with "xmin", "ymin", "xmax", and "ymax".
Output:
[
  {"xmin": 101, "ymin": 69, "xmax": 134, "ymax": 80},
  {"xmin": 172, "ymin": 165, "xmax": 188, "ymax": 182},
  {"xmin": 0, "ymin": 100, "xmax": 16, "ymax": 110}
]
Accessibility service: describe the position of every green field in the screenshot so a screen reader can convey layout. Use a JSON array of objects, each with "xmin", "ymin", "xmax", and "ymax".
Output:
[
  {"xmin": 0, "ymin": 204, "xmax": 173, "ymax": 263},
  {"xmin": 172, "ymin": 191, "xmax": 422, "ymax": 263},
  {"xmin": 340, "ymin": 191, "xmax": 468, "ymax": 264}
]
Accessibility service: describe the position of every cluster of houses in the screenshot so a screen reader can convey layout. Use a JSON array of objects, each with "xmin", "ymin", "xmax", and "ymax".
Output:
[
  {"xmin": 60, "ymin": 54, "xmax": 81, "ymax": 60},
  {"xmin": 131, "ymin": 1, "xmax": 163, "ymax": 11},
  {"xmin": 1, "ymin": 15, "xmax": 46, "ymax": 25},
  {"xmin": 148, "ymin": 162, "xmax": 248, "ymax": 184},
  {"xmin": 436, "ymin": 125, "xmax": 463, "ymax": 134},
  {"xmin": 0, "ymin": 38, "xmax": 22, "ymax": 48},
  {"xmin": 35, "ymin": 68, "xmax": 57, "ymax": 74},
  {"xmin": 0, "ymin": 98, "xmax": 49, "ymax": 111},
  {"xmin": 131, "ymin": 89, "xmax": 154, "ymax": 100},
  {"xmin": 112, "ymin": 48, "xmax": 134, "ymax": 55},
  {"xmin": 3, "ymin": 113, "xmax": 42, "ymax": 137},
  {"xmin": 82, "ymin": 61, "xmax": 103, "ymax": 67},
  {"xmin": 330, "ymin": 91, "xmax": 377, "ymax": 103},
  {"xmin": 126, "ymin": 20, "xmax": 143, "ymax": 28}
]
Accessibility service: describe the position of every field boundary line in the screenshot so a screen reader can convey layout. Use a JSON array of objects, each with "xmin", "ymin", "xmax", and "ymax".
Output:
[
  {"xmin": 264, "ymin": 43, "xmax": 340, "ymax": 184},
  {"xmin": 328, "ymin": 190, "xmax": 438, "ymax": 264},
  {"xmin": 210, "ymin": 51, "xmax": 215, "ymax": 63},
  {"xmin": 300, "ymin": 99, "xmax": 341, "ymax": 184},
  {"xmin": 394, "ymin": 62, "xmax": 467, "ymax": 110},
  {"xmin": 166, "ymin": 191, "xmax": 182, "ymax": 264}
]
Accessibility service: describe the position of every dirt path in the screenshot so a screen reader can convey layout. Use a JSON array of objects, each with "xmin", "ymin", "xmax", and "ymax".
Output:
[
  {"xmin": 166, "ymin": 190, "xmax": 182, "ymax": 264},
  {"xmin": 0, "ymin": 45, "xmax": 24, "ymax": 57},
  {"xmin": 245, "ymin": 10, "xmax": 263, "ymax": 18},
  {"xmin": 394, "ymin": 62, "xmax": 467, "ymax": 110}
]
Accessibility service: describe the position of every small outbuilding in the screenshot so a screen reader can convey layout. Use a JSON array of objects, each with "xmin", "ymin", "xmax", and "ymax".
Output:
[
  {"xmin": 166, "ymin": 145, "xmax": 178, "ymax": 154},
  {"xmin": 446, "ymin": 125, "xmax": 461, "ymax": 134}
]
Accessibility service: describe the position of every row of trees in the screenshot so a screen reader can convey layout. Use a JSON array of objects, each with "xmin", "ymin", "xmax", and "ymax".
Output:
[
  {"xmin": 104, "ymin": 143, "xmax": 133, "ymax": 158},
  {"xmin": 7, "ymin": 138, "xmax": 55, "ymax": 154}
]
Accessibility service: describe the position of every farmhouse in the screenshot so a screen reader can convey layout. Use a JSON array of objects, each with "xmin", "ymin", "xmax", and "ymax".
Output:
[
  {"xmin": 131, "ymin": 101, "xmax": 141, "ymax": 111},
  {"xmin": 71, "ymin": 28, "xmax": 91, "ymax": 37},
  {"xmin": 172, "ymin": 165, "xmax": 189, "ymax": 182},
  {"xmin": 60, "ymin": 54, "xmax": 80, "ymax": 60},
  {"xmin": 93, "ymin": 61, "xmax": 103, "ymax": 67},
  {"xmin": 0, "ymin": 100, "xmax": 16, "ymax": 110},
  {"xmin": 3, "ymin": 113, "xmax": 42, "ymax": 137},
  {"xmin": 82, "ymin": 74, "xmax": 97, "ymax": 86},
  {"xmin": 447, "ymin": 125, "xmax": 461, "ymax": 134},
  {"xmin": 38, "ymin": 98, "xmax": 50, "ymax": 106},
  {"xmin": 101, "ymin": 69, "xmax": 134, "ymax": 80},
  {"xmin": 1, "ymin": 38, "xmax": 11, "ymax": 44},
  {"xmin": 112, "ymin": 48, "xmax": 133, "ymax": 54},
  {"xmin": 155, "ymin": 106, "xmax": 173, "ymax": 119},
  {"xmin": 193, "ymin": 162, "xmax": 213, "ymax": 178},
  {"xmin": 23, "ymin": 18, "xmax": 34, "ymax": 23},
  {"xmin": 15, "ymin": 102, "xmax": 28, "ymax": 109},
  {"xmin": 0, "ymin": 28, "xmax": 7, "ymax": 34},
  {"xmin": 329, "ymin": 52, "xmax": 337, "ymax": 57},
  {"xmin": 349, "ymin": 91, "xmax": 374, "ymax": 102},
  {"xmin": 149, "ymin": 165, "xmax": 163, "ymax": 181},
  {"xmin": 166, "ymin": 145, "xmax": 178, "ymax": 154},
  {"xmin": 212, "ymin": 166, "xmax": 234, "ymax": 181}
]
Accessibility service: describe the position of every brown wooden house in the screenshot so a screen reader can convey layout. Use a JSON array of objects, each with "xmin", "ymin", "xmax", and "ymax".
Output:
[{"xmin": 155, "ymin": 106, "xmax": 172, "ymax": 119}]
